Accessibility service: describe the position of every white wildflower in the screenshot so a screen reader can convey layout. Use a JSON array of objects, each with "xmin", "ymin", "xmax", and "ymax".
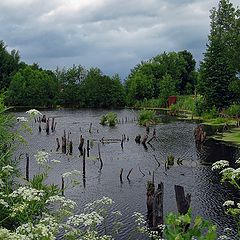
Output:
[
  {"xmin": 2, "ymin": 165, "xmax": 14, "ymax": 174},
  {"xmin": 9, "ymin": 186, "xmax": 44, "ymax": 201},
  {"xmin": 220, "ymin": 167, "xmax": 234, "ymax": 175},
  {"xmin": 62, "ymin": 170, "xmax": 81, "ymax": 178},
  {"xmin": 10, "ymin": 203, "xmax": 28, "ymax": 217},
  {"xmin": 46, "ymin": 195, "xmax": 76, "ymax": 210},
  {"xmin": 236, "ymin": 158, "xmax": 240, "ymax": 164},
  {"xmin": 51, "ymin": 159, "xmax": 61, "ymax": 163},
  {"xmin": 112, "ymin": 210, "xmax": 122, "ymax": 216},
  {"xmin": 16, "ymin": 117, "xmax": 28, "ymax": 122},
  {"xmin": 0, "ymin": 199, "xmax": 8, "ymax": 208},
  {"xmin": 0, "ymin": 179, "xmax": 4, "ymax": 188},
  {"xmin": 232, "ymin": 168, "xmax": 240, "ymax": 179},
  {"xmin": 67, "ymin": 211, "xmax": 104, "ymax": 227},
  {"xmin": 26, "ymin": 109, "xmax": 42, "ymax": 116},
  {"xmin": 34, "ymin": 151, "xmax": 50, "ymax": 166},
  {"xmin": 212, "ymin": 160, "xmax": 229, "ymax": 170},
  {"xmin": 16, "ymin": 222, "xmax": 55, "ymax": 240},
  {"xmin": 84, "ymin": 196, "xmax": 114, "ymax": 210},
  {"xmin": 223, "ymin": 200, "xmax": 235, "ymax": 207}
]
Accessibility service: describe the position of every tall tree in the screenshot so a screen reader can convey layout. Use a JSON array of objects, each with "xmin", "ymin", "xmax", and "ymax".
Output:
[
  {"xmin": 0, "ymin": 41, "xmax": 21, "ymax": 90},
  {"xmin": 198, "ymin": 0, "xmax": 239, "ymax": 109}
]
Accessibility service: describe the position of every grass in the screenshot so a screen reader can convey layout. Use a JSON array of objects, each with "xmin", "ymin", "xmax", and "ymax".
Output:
[{"xmin": 213, "ymin": 128, "xmax": 240, "ymax": 146}]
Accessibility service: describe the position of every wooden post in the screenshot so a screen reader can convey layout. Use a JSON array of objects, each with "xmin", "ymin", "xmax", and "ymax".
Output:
[
  {"xmin": 56, "ymin": 138, "xmax": 60, "ymax": 151},
  {"xmin": 46, "ymin": 118, "xmax": 50, "ymax": 135},
  {"xmin": 83, "ymin": 148, "xmax": 86, "ymax": 178},
  {"xmin": 26, "ymin": 153, "xmax": 29, "ymax": 181},
  {"xmin": 54, "ymin": 122, "xmax": 57, "ymax": 131},
  {"xmin": 78, "ymin": 135, "xmax": 84, "ymax": 155},
  {"xmin": 69, "ymin": 140, "xmax": 73, "ymax": 155},
  {"xmin": 153, "ymin": 182, "xmax": 164, "ymax": 227},
  {"xmin": 61, "ymin": 176, "xmax": 64, "ymax": 196},
  {"xmin": 89, "ymin": 123, "xmax": 92, "ymax": 133},
  {"xmin": 62, "ymin": 130, "xmax": 66, "ymax": 154},
  {"xmin": 120, "ymin": 168, "xmax": 123, "ymax": 183},
  {"xmin": 51, "ymin": 117, "xmax": 55, "ymax": 132},
  {"xmin": 127, "ymin": 168, "xmax": 133, "ymax": 181},
  {"xmin": 87, "ymin": 140, "xmax": 90, "ymax": 157},
  {"xmin": 174, "ymin": 185, "xmax": 191, "ymax": 215},
  {"xmin": 121, "ymin": 138, "xmax": 124, "ymax": 149},
  {"xmin": 98, "ymin": 143, "xmax": 103, "ymax": 171}
]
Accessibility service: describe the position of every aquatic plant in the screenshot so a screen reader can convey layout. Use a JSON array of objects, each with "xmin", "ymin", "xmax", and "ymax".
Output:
[
  {"xmin": 99, "ymin": 112, "xmax": 118, "ymax": 127},
  {"xmin": 138, "ymin": 109, "xmax": 158, "ymax": 126}
]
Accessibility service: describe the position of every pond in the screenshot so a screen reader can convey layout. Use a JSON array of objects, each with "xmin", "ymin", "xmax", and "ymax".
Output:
[{"xmin": 14, "ymin": 108, "xmax": 240, "ymax": 239}]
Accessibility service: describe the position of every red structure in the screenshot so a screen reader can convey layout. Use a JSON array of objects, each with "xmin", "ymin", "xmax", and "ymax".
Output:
[{"xmin": 168, "ymin": 96, "xmax": 177, "ymax": 107}]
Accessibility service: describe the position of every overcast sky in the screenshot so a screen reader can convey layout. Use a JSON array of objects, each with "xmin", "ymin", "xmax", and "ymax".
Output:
[{"xmin": 0, "ymin": 0, "xmax": 239, "ymax": 79}]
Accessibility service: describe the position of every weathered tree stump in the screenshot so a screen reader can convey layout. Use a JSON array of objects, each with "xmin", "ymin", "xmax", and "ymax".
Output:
[
  {"xmin": 174, "ymin": 185, "xmax": 191, "ymax": 215},
  {"xmin": 153, "ymin": 182, "xmax": 164, "ymax": 227}
]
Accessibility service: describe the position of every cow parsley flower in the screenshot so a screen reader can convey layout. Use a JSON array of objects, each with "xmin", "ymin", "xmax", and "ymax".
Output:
[
  {"xmin": 223, "ymin": 200, "xmax": 235, "ymax": 207},
  {"xmin": 67, "ymin": 211, "xmax": 104, "ymax": 227},
  {"xmin": 26, "ymin": 109, "xmax": 42, "ymax": 116},
  {"xmin": 212, "ymin": 160, "xmax": 229, "ymax": 170},
  {"xmin": 0, "ymin": 199, "xmax": 9, "ymax": 208},
  {"xmin": 34, "ymin": 151, "xmax": 50, "ymax": 166},
  {"xmin": 62, "ymin": 170, "xmax": 81, "ymax": 178},
  {"xmin": 9, "ymin": 186, "xmax": 44, "ymax": 201},
  {"xmin": 2, "ymin": 165, "xmax": 14, "ymax": 174},
  {"xmin": 16, "ymin": 117, "xmax": 28, "ymax": 122}
]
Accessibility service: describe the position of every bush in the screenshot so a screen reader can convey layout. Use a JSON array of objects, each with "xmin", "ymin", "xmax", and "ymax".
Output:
[
  {"xmin": 225, "ymin": 104, "xmax": 240, "ymax": 118},
  {"xmin": 138, "ymin": 109, "xmax": 158, "ymax": 126},
  {"xmin": 99, "ymin": 112, "xmax": 118, "ymax": 127}
]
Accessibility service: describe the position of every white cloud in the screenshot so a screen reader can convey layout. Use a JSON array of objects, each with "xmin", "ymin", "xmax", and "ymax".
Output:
[{"xmin": 0, "ymin": 0, "xmax": 239, "ymax": 78}]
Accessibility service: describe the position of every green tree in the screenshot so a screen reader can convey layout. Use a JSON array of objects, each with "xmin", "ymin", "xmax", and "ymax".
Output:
[
  {"xmin": 6, "ymin": 66, "xmax": 58, "ymax": 107},
  {"xmin": 198, "ymin": 0, "xmax": 239, "ymax": 109},
  {"xmin": 159, "ymin": 74, "xmax": 179, "ymax": 106},
  {"xmin": 81, "ymin": 68, "xmax": 125, "ymax": 108},
  {"xmin": 0, "ymin": 40, "xmax": 22, "ymax": 90},
  {"xmin": 56, "ymin": 65, "xmax": 87, "ymax": 106}
]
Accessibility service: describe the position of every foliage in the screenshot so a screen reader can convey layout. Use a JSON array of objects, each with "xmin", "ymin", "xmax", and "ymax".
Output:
[
  {"xmin": 125, "ymin": 51, "xmax": 197, "ymax": 106},
  {"xmin": 198, "ymin": 0, "xmax": 240, "ymax": 109},
  {"xmin": 225, "ymin": 103, "xmax": 240, "ymax": 117},
  {"xmin": 81, "ymin": 68, "xmax": 125, "ymax": 108},
  {"xmin": 138, "ymin": 109, "xmax": 158, "ymax": 126},
  {"xmin": 6, "ymin": 66, "xmax": 59, "ymax": 107},
  {"xmin": 100, "ymin": 112, "xmax": 118, "ymax": 127},
  {"xmin": 133, "ymin": 211, "xmax": 217, "ymax": 240},
  {"xmin": 134, "ymin": 98, "xmax": 165, "ymax": 108},
  {"xmin": 0, "ymin": 40, "xmax": 23, "ymax": 90},
  {"xmin": 164, "ymin": 211, "xmax": 217, "ymax": 240},
  {"xmin": 159, "ymin": 74, "xmax": 179, "ymax": 107}
]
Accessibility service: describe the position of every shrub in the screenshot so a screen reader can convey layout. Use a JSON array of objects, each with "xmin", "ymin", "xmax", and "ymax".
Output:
[
  {"xmin": 99, "ymin": 112, "xmax": 118, "ymax": 127},
  {"xmin": 138, "ymin": 109, "xmax": 157, "ymax": 126}
]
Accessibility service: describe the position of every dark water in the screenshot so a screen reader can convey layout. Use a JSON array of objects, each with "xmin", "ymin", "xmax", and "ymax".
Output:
[{"xmin": 14, "ymin": 108, "xmax": 240, "ymax": 239}]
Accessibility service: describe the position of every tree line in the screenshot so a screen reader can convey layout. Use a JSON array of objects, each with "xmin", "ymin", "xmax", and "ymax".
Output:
[{"xmin": 0, "ymin": 0, "xmax": 239, "ymax": 110}]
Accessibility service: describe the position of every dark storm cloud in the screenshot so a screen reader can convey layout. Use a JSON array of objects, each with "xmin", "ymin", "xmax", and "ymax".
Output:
[{"xmin": 0, "ymin": 0, "xmax": 239, "ymax": 79}]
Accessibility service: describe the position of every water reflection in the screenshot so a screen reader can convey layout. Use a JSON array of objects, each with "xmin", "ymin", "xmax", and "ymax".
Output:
[{"xmin": 13, "ymin": 108, "xmax": 240, "ymax": 239}]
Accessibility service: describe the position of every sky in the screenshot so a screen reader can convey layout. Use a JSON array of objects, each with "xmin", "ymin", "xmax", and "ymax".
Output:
[{"xmin": 0, "ymin": 0, "xmax": 239, "ymax": 79}]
